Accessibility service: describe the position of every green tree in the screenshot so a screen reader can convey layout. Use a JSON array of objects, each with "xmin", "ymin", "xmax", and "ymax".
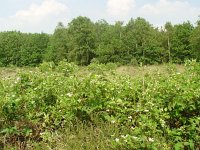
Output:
[
  {"xmin": 171, "ymin": 22, "xmax": 194, "ymax": 63},
  {"xmin": 190, "ymin": 20, "xmax": 200, "ymax": 60},
  {"xmin": 67, "ymin": 16, "xmax": 96, "ymax": 65},
  {"xmin": 93, "ymin": 19, "xmax": 111, "ymax": 63},
  {"xmin": 164, "ymin": 22, "xmax": 174, "ymax": 62},
  {"xmin": 0, "ymin": 31, "xmax": 23, "ymax": 66},
  {"xmin": 19, "ymin": 33, "xmax": 49, "ymax": 66},
  {"xmin": 45, "ymin": 22, "xmax": 68, "ymax": 63},
  {"xmin": 124, "ymin": 17, "xmax": 163, "ymax": 64}
]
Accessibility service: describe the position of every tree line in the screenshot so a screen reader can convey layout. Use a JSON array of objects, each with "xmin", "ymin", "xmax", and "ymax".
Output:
[{"xmin": 0, "ymin": 16, "xmax": 200, "ymax": 67}]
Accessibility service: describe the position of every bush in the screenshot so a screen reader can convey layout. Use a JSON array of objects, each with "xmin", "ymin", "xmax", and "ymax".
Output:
[
  {"xmin": 39, "ymin": 61, "xmax": 55, "ymax": 72},
  {"xmin": 56, "ymin": 60, "xmax": 78, "ymax": 76},
  {"xmin": 0, "ymin": 60, "xmax": 200, "ymax": 149}
]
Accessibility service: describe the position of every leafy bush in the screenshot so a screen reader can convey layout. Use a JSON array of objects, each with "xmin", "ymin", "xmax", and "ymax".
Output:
[
  {"xmin": 56, "ymin": 60, "xmax": 78, "ymax": 76},
  {"xmin": 39, "ymin": 61, "xmax": 56, "ymax": 72},
  {"xmin": 0, "ymin": 61, "xmax": 200, "ymax": 149}
]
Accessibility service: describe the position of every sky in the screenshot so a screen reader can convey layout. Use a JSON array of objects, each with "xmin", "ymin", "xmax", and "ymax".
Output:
[{"xmin": 0, "ymin": 0, "xmax": 200, "ymax": 33}]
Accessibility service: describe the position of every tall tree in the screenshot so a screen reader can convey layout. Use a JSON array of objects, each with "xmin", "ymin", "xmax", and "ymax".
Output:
[
  {"xmin": 124, "ymin": 17, "xmax": 162, "ymax": 64},
  {"xmin": 93, "ymin": 20, "xmax": 111, "ymax": 63},
  {"xmin": 164, "ymin": 22, "xmax": 174, "ymax": 62},
  {"xmin": 45, "ymin": 22, "xmax": 68, "ymax": 63},
  {"xmin": 67, "ymin": 16, "xmax": 96, "ymax": 65},
  {"xmin": 20, "ymin": 33, "xmax": 49, "ymax": 66},
  {"xmin": 190, "ymin": 20, "xmax": 200, "ymax": 60},
  {"xmin": 0, "ymin": 31, "xmax": 23, "ymax": 66},
  {"xmin": 171, "ymin": 22, "xmax": 194, "ymax": 63}
]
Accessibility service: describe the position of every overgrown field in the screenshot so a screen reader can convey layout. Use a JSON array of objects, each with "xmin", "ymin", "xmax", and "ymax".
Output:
[{"xmin": 0, "ymin": 61, "xmax": 200, "ymax": 150}]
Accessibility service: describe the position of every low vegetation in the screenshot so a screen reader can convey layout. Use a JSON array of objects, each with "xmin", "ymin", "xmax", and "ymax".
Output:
[{"xmin": 0, "ymin": 60, "xmax": 199, "ymax": 149}]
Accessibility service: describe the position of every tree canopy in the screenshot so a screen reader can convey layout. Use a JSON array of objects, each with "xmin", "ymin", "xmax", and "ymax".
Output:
[{"xmin": 0, "ymin": 16, "xmax": 200, "ymax": 67}]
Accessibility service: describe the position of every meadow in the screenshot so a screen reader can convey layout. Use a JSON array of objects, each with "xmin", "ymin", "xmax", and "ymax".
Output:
[{"xmin": 0, "ymin": 61, "xmax": 199, "ymax": 150}]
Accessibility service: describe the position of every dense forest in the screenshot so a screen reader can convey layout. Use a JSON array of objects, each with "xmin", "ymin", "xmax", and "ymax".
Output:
[{"xmin": 0, "ymin": 16, "xmax": 200, "ymax": 66}]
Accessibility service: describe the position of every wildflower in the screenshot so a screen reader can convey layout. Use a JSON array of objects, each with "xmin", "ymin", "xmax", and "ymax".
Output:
[
  {"xmin": 160, "ymin": 119, "xmax": 165, "ymax": 127},
  {"xmin": 131, "ymin": 126, "xmax": 135, "ymax": 130},
  {"xmin": 121, "ymin": 135, "xmax": 128, "ymax": 139},
  {"xmin": 111, "ymin": 120, "xmax": 116, "ymax": 123},
  {"xmin": 132, "ymin": 136, "xmax": 138, "ymax": 139},
  {"xmin": 40, "ymin": 132, "xmax": 45, "ymax": 135},
  {"xmin": 66, "ymin": 93, "xmax": 73, "ymax": 97},
  {"xmin": 111, "ymin": 134, "xmax": 115, "ymax": 137},
  {"xmin": 128, "ymin": 116, "xmax": 132, "ymax": 119},
  {"xmin": 148, "ymin": 137, "xmax": 154, "ymax": 142},
  {"xmin": 115, "ymin": 138, "xmax": 119, "ymax": 142}
]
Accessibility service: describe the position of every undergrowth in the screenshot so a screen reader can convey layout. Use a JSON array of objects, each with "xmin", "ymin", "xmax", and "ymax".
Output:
[{"xmin": 0, "ymin": 60, "xmax": 200, "ymax": 149}]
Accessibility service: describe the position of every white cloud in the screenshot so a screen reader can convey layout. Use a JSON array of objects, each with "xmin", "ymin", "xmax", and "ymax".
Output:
[
  {"xmin": 14, "ymin": 0, "xmax": 68, "ymax": 24},
  {"xmin": 0, "ymin": 0, "xmax": 68, "ymax": 33},
  {"xmin": 140, "ymin": 0, "xmax": 200, "ymax": 25},
  {"xmin": 107, "ymin": 0, "xmax": 135, "ymax": 18}
]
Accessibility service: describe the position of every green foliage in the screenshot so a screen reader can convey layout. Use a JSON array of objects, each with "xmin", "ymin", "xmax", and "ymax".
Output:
[
  {"xmin": 44, "ymin": 23, "xmax": 68, "ymax": 63},
  {"xmin": 56, "ymin": 60, "xmax": 79, "ymax": 76},
  {"xmin": 39, "ymin": 61, "xmax": 56, "ymax": 72},
  {"xmin": 0, "ymin": 31, "xmax": 49, "ymax": 67},
  {"xmin": 190, "ymin": 22, "xmax": 200, "ymax": 61},
  {"xmin": 67, "ymin": 16, "xmax": 96, "ymax": 65},
  {"xmin": 170, "ymin": 22, "xmax": 194, "ymax": 63},
  {"xmin": 0, "ymin": 17, "xmax": 200, "ymax": 66},
  {"xmin": 88, "ymin": 62, "xmax": 117, "ymax": 73},
  {"xmin": 0, "ymin": 61, "xmax": 200, "ymax": 149}
]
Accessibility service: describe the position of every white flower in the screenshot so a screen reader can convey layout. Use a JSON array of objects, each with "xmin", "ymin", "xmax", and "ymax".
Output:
[
  {"xmin": 66, "ymin": 93, "xmax": 73, "ymax": 97},
  {"xmin": 111, "ymin": 134, "xmax": 115, "ymax": 137},
  {"xmin": 111, "ymin": 120, "xmax": 116, "ymax": 123},
  {"xmin": 148, "ymin": 137, "xmax": 154, "ymax": 142},
  {"xmin": 132, "ymin": 136, "xmax": 138, "ymax": 139},
  {"xmin": 144, "ymin": 109, "xmax": 149, "ymax": 112},
  {"xmin": 131, "ymin": 126, "xmax": 135, "ymax": 130},
  {"xmin": 121, "ymin": 135, "xmax": 128, "ymax": 139},
  {"xmin": 128, "ymin": 116, "xmax": 132, "ymax": 119},
  {"xmin": 115, "ymin": 138, "xmax": 119, "ymax": 142},
  {"xmin": 40, "ymin": 132, "xmax": 45, "ymax": 135},
  {"xmin": 160, "ymin": 119, "xmax": 165, "ymax": 127}
]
